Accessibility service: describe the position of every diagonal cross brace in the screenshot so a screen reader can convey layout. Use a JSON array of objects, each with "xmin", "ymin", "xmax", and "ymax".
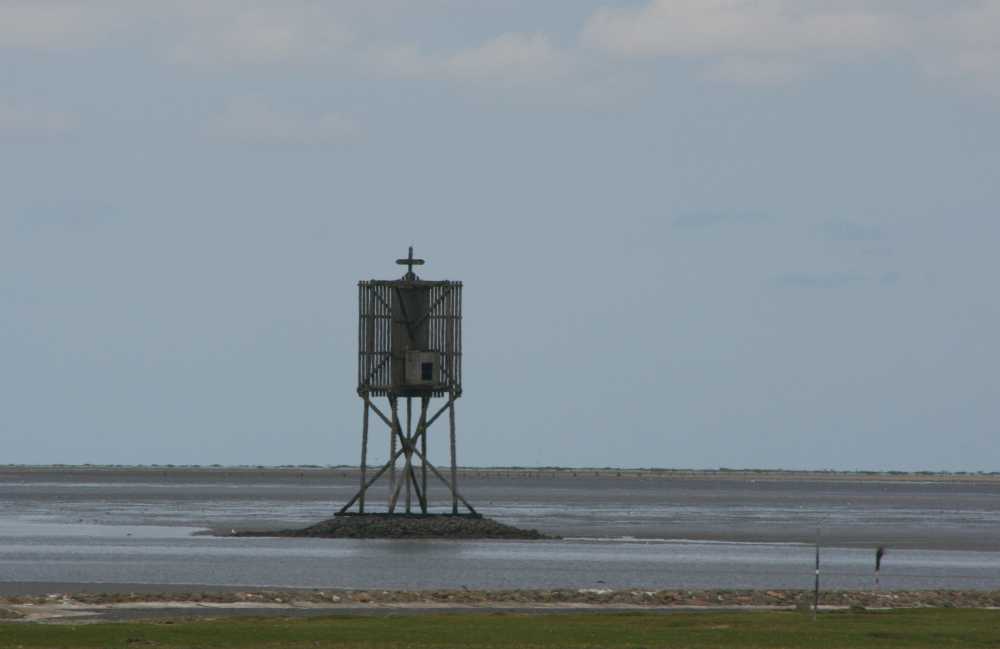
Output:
[
  {"xmin": 412, "ymin": 445, "xmax": 478, "ymax": 516},
  {"xmin": 337, "ymin": 445, "xmax": 406, "ymax": 515},
  {"xmin": 409, "ymin": 285, "xmax": 454, "ymax": 331},
  {"xmin": 360, "ymin": 353, "xmax": 392, "ymax": 387},
  {"xmin": 340, "ymin": 394, "xmax": 467, "ymax": 515},
  {"xmin": 370, "ymin": 396, "xmax": 453, "ymax": 447}
]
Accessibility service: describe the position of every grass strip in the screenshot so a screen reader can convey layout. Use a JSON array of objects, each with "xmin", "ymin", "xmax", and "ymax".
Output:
[{"xmin": 2, "ymin": 609, "xmax": 999, "ymax": 648}]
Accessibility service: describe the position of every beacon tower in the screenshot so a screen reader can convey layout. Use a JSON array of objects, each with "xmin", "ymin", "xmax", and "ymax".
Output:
[{"xmin": 338, "ymin": 248, "xmax": 475, "ymax": 516}]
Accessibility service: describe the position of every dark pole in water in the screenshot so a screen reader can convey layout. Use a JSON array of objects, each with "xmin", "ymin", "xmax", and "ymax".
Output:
[
  {"xmin": 813, "ymin": 526, "xmax": 820, "ymax": 620},
  {"xmin": 875, "ymin": 546, "xmax": 885, "ymax": 590}
]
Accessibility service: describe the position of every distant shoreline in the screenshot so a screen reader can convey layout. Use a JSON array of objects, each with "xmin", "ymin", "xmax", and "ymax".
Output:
[{"xmin": 2, "ymin": 465, "xmax": 998, "ymax": 483}]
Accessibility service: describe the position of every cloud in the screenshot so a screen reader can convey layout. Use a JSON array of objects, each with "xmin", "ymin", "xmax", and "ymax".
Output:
[
  {"xmin": 15, "ymin": 200, "xmax": 116, "ymax": 235},
  {"xmin": 773, "ymin": 272, "xmax": 867, "ymax": 289},
  {"xmin": 0, "ymin": 2, "xmax": 124, "ymax": 49},
  {"xmin": 673, "ymin": 212, "xmax": 772, "ymax": 229},
  {"xmin": 702, "ymin": 57, "xmax": 808, "ymax": 85},
  {"xmin": 0, "ymin": 3, "xmax": 595, "ymax": 102},
  {"xmin": 371, "ymin": 33, "xmax": 638, "ymax": 108},
  {"xmin": 167, "ymin": 5, "xmax": 353, "ymax": 66},
  {"xmin": 444, "ymin": 33, "xmax": 573, "ymax": 84},
  {"xmin": 374, "ymin": 33, "xmax": 574, "ymax": 87},
  {"xmin": 582, "ymin": 1, "xmax": 901, "ymax": 60},
  {"xmin": 821, "ymin": 220, "xmax": 884, "ymax": 243},
  {"xmin": 579, "ymin": 0, "xmax": 1000, "ymax": 92},
  {"xmin": 3, "ymin": 1, "xmax": 1000, "ymax": 98},
  {"xmin": 920, "ymin": 2, "xmax": 1000, "ymax": 96},
  {"xmin": 0, "ymin": 101, "xmax": 76, "ymax": 137},
  {"xmin": 880, "ymin": 271, "xmax": 901, "ymax": 286},
  {"xmin": 209, "ymin": 99, "xmax": 361, "ymax": 145}
]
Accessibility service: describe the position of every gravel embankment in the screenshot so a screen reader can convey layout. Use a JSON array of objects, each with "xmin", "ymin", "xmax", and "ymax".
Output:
[{"xmin": 4, "ymin": 589, "xmax": 999, "ymax": 609}]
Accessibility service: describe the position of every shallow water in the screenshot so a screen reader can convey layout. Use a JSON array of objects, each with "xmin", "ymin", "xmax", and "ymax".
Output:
[{"xmin": 1, "ymin": 468, "xmax": 998, "ymax": 593}]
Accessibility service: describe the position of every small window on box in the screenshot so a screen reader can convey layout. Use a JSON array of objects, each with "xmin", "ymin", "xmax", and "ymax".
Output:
[{"xmin": 421, "ymin": 362, "xmax": 434, "ymax": 381}]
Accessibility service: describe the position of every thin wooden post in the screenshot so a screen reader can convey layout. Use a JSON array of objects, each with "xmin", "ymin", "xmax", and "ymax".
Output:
[
  {"xmin": 813, "ymin": 526, "xmax": 820, "ymax": 620},
  {"xmin": 449, "ymin": 389, "xmax": 458, "ymax": 515},
  {"xmin": 359, "ymin": 397, "xmax": 370, "ymax": 513}
]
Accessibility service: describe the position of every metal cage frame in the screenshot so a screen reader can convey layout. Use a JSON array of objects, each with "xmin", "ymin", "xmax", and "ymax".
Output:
[{"xmin": 357, "ymin": 279, "xmax": 462, "ymax": 398}]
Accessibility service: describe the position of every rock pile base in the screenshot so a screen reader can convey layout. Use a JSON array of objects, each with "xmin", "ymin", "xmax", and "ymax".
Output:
[{"xmin": 233, "ymin": 514, "xmax": 553, "ymax": 540}]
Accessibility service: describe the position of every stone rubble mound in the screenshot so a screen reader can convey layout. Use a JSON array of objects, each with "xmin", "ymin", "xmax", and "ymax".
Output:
[{"xmin": 234, "ymin": 514, "xmax": 554, "ymax": 540}]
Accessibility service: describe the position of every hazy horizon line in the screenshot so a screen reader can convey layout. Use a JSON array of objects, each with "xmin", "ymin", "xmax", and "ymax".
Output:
[{"xmin": 3, "ymin": 463, "xmax": 998, "ymax": 476}]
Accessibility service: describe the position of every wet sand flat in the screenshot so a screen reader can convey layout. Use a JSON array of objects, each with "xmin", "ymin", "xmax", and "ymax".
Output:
[
  {"xmin": 3, "ymin": 465, "xmax": 998, "ymax": 549},
  {"xmin": 1, "ymin": 466, "xmax": 998, "ymax": 594}
]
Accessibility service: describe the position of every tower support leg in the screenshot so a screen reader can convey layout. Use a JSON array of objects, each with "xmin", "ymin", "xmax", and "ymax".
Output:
[
  {"xmin": 337, "ymin": 392, "xmax": 475, "ymax": 516},
  {"xmin": 405, "ymin": 397, "xmax": 412, "ymax": 514},
  {"xmin": 449, "ymin": 390, "xmax": 458, "ymax": 515},
  {"xmin": 420, "ymin": 396, "xmax": 429, "ymax": 513},
  {"xmin": 388, "ymin": 396, "xmax": 399, "ymax": 512},
  {"xmin": 359, "ymin": 397, "xmax": 370, "ymax": 513}
]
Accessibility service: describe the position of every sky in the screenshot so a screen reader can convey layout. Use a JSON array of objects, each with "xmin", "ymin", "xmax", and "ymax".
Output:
[{"xmin": 1, "ymin": 1, "xmax": 998, "ymax": 471}]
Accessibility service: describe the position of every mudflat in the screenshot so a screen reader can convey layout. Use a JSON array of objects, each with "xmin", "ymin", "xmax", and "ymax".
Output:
[
  {"xmin": 3, "ymin": 465, "xmax": 998, "ymax": 549},
  {"xmin": 1, "ymin": 466, "xmax": 998, "ymax": 594}
]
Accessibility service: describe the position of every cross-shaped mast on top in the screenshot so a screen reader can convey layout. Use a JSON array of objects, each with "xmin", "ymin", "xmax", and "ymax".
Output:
[{"xmin": 396, "ymin": 246, "xmax": 425, "ymax": 280}]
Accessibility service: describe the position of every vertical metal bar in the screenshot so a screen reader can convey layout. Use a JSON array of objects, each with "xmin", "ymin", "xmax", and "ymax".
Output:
[
  {"xmin": 366, "ymin": 285, "xmax": 375, "ymax": 389},
  {"xmin": 358, "ymin": 283, "xmax": 363, "ymax": 389},
  {"xmin": 359, "ymin": 398, "xmax": 369, "ymax": 513},
  {"xmin": 457, "ymin": 284, "xmax": 462, "ymax": 389},
  {"xmin": 454, "ymin": 285, "xmax": 458, "ymax": 390},
  {"xmin": 429, "ymin": 285, "xmax": 436, "ymax": 393},
  {"xmin": 446, "ymin": 286, "xmax": 454, "ymax": 393},
  {"xmin": 370, "ymin": 286, "xmax": 375, "ymax": 386},
  {"xmin": 385, "ymin": 284, "xmax": 392, "ymax": 388},
  {"xmin": 380, "ymin": 284, "xmax": 384, "ymax": 389},
  {"xmin": 376, "ymin": 285, "xmax": 382, "ymax": 390},
  {"xmin": 378, "ymin": 285, "xmax": 385, "ymax": 389},
  {"xmin": 449, "ymin": 389, "xmax": 458, "ymax": 515},
  {"xmin": 435, "ymin": 286, "xmax": 442, "ymax": 396},
  {"xmin": 374, "ymin": 284, "xmax": 379, "ymax": 389},
  {"xmin": 382, "ymin": 284, "xmax": 387, "ymax": 389}
]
